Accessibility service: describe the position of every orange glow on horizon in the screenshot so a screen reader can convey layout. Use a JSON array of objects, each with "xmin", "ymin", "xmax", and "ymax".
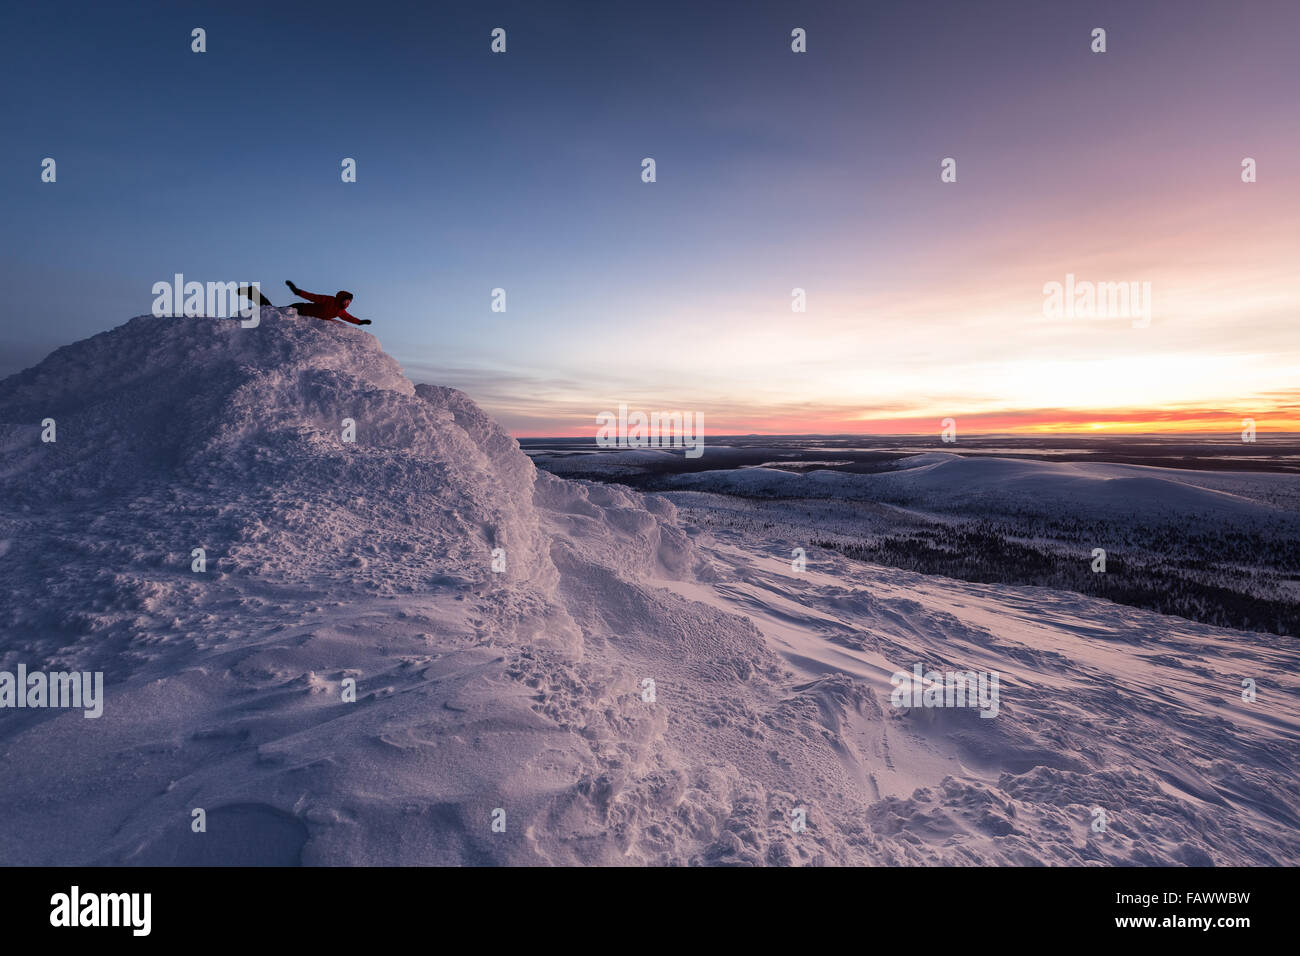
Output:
[{"xmin": 511, "ymin": 408, "xmax": 1300, "ymax": 439}]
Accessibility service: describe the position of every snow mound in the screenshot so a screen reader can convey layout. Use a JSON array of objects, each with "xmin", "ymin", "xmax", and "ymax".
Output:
[
  {"xmin": 0, "ymin": 310, "xmax": 555, "ymax": 594},
  {"xmin": 0, "ymin": 311, "xmax": 786, "ymax": 865}
]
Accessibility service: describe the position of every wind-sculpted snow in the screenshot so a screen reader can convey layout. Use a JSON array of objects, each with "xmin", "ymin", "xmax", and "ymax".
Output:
[
  {"xmin": 1, "ymin": 313, "xmax": 1297, "ymax": 865},
  {"xmin": 0, "ymin": 311, "xmax": 555, "ymax": 597}
]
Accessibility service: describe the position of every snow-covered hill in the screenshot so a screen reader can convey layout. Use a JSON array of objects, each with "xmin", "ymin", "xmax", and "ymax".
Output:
[
  {"xmin": 661, "ymin": 451, "xmax": 1300, "ymax": 523},
  {"xmin": 1, "ymin": 311, "xmax": 1297, "ymax": 866}
]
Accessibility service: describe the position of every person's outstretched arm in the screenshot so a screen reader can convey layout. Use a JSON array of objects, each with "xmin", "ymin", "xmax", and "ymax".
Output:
[{"xmin": 337, "ymin": 309, "xmax": 371, "ymax": 326}]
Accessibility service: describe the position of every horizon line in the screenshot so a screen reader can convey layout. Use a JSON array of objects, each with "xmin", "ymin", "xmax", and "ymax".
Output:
[{"xmin": 515, "ymin": 430, "xmax": 1300, "ymax": 441}]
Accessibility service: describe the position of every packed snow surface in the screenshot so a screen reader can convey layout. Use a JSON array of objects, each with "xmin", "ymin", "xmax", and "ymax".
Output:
[{"xmin": 1, "ymin": 311, "xmax": 1297, "ymax": 865}]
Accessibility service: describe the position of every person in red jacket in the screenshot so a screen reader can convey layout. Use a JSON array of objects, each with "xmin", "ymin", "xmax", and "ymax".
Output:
[{"xmin": 285, "ymin": 281, "xmax": 371, "ymax": 325}]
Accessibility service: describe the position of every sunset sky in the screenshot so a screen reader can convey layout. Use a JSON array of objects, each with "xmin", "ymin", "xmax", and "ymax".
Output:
[{"xmin": 3, "ymin": 0, "xmax": 1297, "ymax": 436}]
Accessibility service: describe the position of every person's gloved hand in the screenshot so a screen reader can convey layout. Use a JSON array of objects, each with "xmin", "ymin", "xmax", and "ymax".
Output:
[
  {"xmin": 358, "ymin": 319, "xmax": 372, "ymax": 325},
  {"xmin": 285, "ymin": 280, "xmax": 298, "ymax": 294}
]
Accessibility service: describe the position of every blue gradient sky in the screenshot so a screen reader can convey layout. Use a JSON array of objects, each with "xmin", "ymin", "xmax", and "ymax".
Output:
[{"xmin": 3, "ymin": 0, "xmax": 1298, "ymax": 434}]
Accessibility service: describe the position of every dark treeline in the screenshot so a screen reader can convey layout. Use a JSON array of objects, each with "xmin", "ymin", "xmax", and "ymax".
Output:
[{"xmin": 814, "ymin": 521, "xmax": 1300, "ymax": 637}]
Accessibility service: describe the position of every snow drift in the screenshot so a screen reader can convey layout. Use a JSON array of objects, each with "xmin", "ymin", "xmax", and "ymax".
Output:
[{"xmin": 1, "ymin": 311, "xmax": 1298, "ymax": 866}]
